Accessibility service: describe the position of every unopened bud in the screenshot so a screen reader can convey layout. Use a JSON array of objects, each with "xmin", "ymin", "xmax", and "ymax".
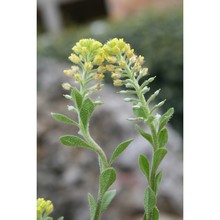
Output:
[
  {"xmin": 113, "ymin": 79, "xmax": 123, "ymax": 87},
  {"xmin": 127, "ymin": 117, "xmax": 144, "ymax": 121},
  {"xmin": 125, "ymin": 83, "xmax": 133, "ymax": 88},
  {"xmin": 63, "ymin": 94, "xmax": 72, "ymax": 100},
  {"xmin": 62, "ymin": 83, "xmax": 71, "ymax": 90},
  {"xmin": 67, "ymin": 105, "xmax": 75, "ymax": 111},
  {"xmin": 142, "ymin": 86, "xmax": 150, "ymax": 94}
]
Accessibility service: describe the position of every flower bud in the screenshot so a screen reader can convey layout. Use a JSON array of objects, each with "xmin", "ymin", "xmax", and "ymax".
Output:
[
  {"xmin": 113, "ymin": 79, "xmax": 123, "ymax": 86},
  {"xmin": 97, "ymin": 65, "xmax": 106, "ymax": 73},
  {"xmin": 63, "ymin": 94, "xmax": 72, "ymax": 100},
  {"xmin": 93, "ymin": 55, "xmax": 104, "ymax": 65},
  {"xmin": 125, "ymin": 83, "xmax": 133, "ymax": 88},
  {"xmin": 127, "ymin": 117, "xmax": 144, "ymax": 121},
  {"xmin": 62, "ymin": 83, "xmax": 71, "ymax": 90},
  {"xmin": 140, "ymin": 68, "xmax": 148, "ymax": 76},
  {"xmin": 111, "ymin": 72, "xmax": 121, "ymax": 79},
  {"xmin": 142, "ymin": 86, "xmax": 150, "ymax": 94},
  {"xmin": 69, "ymin": 54, "xmax": 81, "ymax": 64},
  {"xmin": 63, "ymin": 69, "xmax": 74, "ymax": 77},
  {"xmin": 85, "ymin": 62, "xmax": 93, "ymax": 71},
  {"xmin": 67, "ymin": 105, "xmax": 75, "ymax": 111},
  {"xmin": 119, "ymin": 60, "xmax": 126, "ymax": 68}
]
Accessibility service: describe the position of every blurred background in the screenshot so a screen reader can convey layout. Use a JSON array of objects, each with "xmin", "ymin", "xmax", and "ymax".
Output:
[{"xmin": 37, "ymin": 0, "xmax": 183, "ymax": 219}]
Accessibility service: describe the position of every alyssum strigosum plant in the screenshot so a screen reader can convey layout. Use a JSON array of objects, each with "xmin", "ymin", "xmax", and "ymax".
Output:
[{"xmin": 49, "ymin": 38, "xmax": 174, "ymax": 220}]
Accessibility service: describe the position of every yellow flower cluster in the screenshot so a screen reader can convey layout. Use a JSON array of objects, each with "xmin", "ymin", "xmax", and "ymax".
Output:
[
  {"xmin": 37, "ymin": 198, "xmax": 54, "ymax": 217},
  {"xmin": 64, "ymin": 39, "xmax": 106, "ymax": 85},
  {"xmin": 103, "ymin": 38, "xmax": 148, "ymax": 86},
  {"xmin": 71, "ymin": 38, "xmax": 104, "ymax": 65}
]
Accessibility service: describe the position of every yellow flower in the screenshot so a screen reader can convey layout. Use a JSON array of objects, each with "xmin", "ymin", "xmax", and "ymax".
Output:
[
  {"xmin": 113, "ymin": 79, "xmax": 123, "ymax": 86},
  {"xmin": 96, "ymin": 73, "xmax": 105, "ymax": 80},
  {"xmin": 85, "ymin": 62, "xmax": 93, "ymax": 71},
  {"xmin": 106, "ymin": 56, "xmax": 117, "ymax": 64},
  {"xmin": 93, "ymin": 54, "xmax": 104, "ymax": 65},
  {"xmin": 63, "ymin": 69, "xmax": 74, "ymax": 77},
  {"xmin": 69, "ymin": 54, "xmax": 81, "ymax": 64},
  {"xmin": 119, "ymin": 60, "xmax": 126, "ymax": 68},
  {"xmin": 74, "ymin": 73, "xmax": 82, "ymax": 81},
  {"xmin": 97, "ymin": 65, "xmax": 106, "ymax": 73},
  {"xmin": 106, "ymin": 64, "xmax": 115, "ymax": 72},
  {"xmin": 111, "ymin": 72, "xmax": 121, "ymax": 79}
]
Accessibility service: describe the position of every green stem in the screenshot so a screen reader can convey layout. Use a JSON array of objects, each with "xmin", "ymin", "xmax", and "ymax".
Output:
[{"xmin": 93, "ymin": 196, "xmax": 103, "ymax": 220}]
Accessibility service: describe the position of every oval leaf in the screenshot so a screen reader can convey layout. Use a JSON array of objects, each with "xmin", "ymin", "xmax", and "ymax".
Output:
[
  {"xmin": 158, "ymin": 128, "xmax": 168, "ymax": 148},
  {"xmin": 100, "ymin": 168, "xmax": 116, "ymax": 197},
  {"xmin": 100, "ymin": 189, "xmax": 116, "ymax": 214},
  {"xmin": 80, "ymin": 98, "xmax": 95, "ymax": 129},
  {"xmin": 57, "ymin": 217, "xmax": 64, "ymax": 220},
  {"xmin": 138, "ymin": 154, "xmax": 150, "ymax": 182},
  {"xmin": 144, "ymin": 187, "xmax": 156, "ymax": 219},
  {"xmin": 71, "ymin": 87, "xmax": 83, "ymax": 109},
  {"xmin": 60, "ymin": 135, "xmax": 93, "ymax": 150},
  {"xmin": 158, "ymin": 107, "xmax": 174, "ymax": 132},
  {"xmin": 152, "ymin": 207, "xmax": 160, "ymax": 220},
  {"xmin": 109, "ymin": 139, "xmax": 133, "ymax": 164},
  {"xmin": 152, "ymin": 148, "xmax": 168, "ymax": 176},
  {"xmin": 51, "ymin": 112, "xmax": 78, "ymax": 126},
  {"xmin": 135, "ymin": 125, "xmax": 153, "ymax": 146},
  {"xmin": 133, "ymin": 106, "xmax": 147, "ymax": 118},
  {"xmin": 88, "ymin": 193, "xmax": 96, "ymax": 220}
]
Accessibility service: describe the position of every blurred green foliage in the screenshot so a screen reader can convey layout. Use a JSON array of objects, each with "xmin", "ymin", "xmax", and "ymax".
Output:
[{"xmin": 38, "ymin": 8, "xmax": 183, "ymax": 135}]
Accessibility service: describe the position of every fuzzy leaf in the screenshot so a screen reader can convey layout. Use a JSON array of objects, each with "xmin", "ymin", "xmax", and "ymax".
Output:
[
  {"xmin": 158, "ymin": 128, "xmax": 168, "ymax": 148},
  {"xmin": 144, "ymin": 187, "xmax": 156, "ymax": 219},
  {"xmin": 51, "ymin": 113, "xmax": 78, "ymax": 126},
  {"xmin": 158, "ymin": 107, "xmax": 174, "ymax": 132},
  {"xmin": 143, "ymin": 213, "xmax": 147, "ymax": 220},
  {"xmin": 57, "ymin": 217, "xmax": 64, "ymax": 220},
  {"xmin": 100, "ymin": 190, "xmax": 116, "ymax": 214},
  {"xmin": 60, "ymin": 135, "xmax": 93, "ymax": 150},
  {"xmin": 152, "ymin": 207, "xmax": 160, "ymax": 220},
  {"xmin": 135, "ymin": 125, "xmax": 153, "ymax": 145},
  {"xmin": 80, "ymin": 98, "xmax": 95, "ymax": 129},
  {"xmin": 133, "ymin": 107, "xmax": 147, "ymax": 118},
  {"xmin": 100, "ymin": 168, "xmax": 116, "ymax": 197},
  {"xmin": 71, "ymin": 87, "xmax": 83, "ymax": 109},
  {"xmin": 154, "ymin": 171, "xmax": 163, "ymax": 194},
  {"xmin": 138, "ymin": 154, "xmax": 150, "ymax": 182},
  {"xmin": 109, "ymin": 139, "xmax": 133, "ymax": 164},
  {"xmin": 152, "ymin": 148, "xmax": 168, "ymax": 175},
  {"xmin": 88, "ymin": 193, "xmax": 96, "ymax": 220}
]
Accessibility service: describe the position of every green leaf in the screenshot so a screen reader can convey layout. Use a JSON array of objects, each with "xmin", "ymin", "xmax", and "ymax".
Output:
[
  {"xmin": 152, "ymin": 148, "xmax": 168, "ymax": 175},
  {"xmin": 51, "ymin": 113, "xmax": 78, "ymax": 126},
  {"xmin": 144, "ymin": 187, "xmax": 156, "ymax": 219},
  {"xmin": 152, "ymin": 207, "xmax": 160, "ymax": 220},
  {"xmin": 57, "ymin": 217, "xmax": 64, "ymax": 220},
  {"xmin": 71, "ymin": 87, "xmax": 83, "ymax": 109},
  {"xmin": 158, "ymin": 128, "xmax": 168, "ymax": 148},
  {"xmin": 154, "ymin": 171, "xmax": 163, "ymax": 194},
  {"xmin": 135, "ymin": 125, "xmax": 153, "ymax": 145},
  {"xmin": 80, "ymin": 98, "xmax": 95, "ymax": 129},
  {"xmin": 138, "ymin": 154, "xmax": 150, "ymax": 182},
  {"xmin": 143, "ymin": 212, "xmax": 147, "ymax": 220},
  {"xmin": 88, "ymin": 193, "xmax": 96, "ymax": 220},
  {"xmin": 133, "ymin": 106, "xmax": 147, "ymax": 118},
  {"xmin": 60, "ymin": 135, "xmax": 93, "ymax": 150},
  {"xmin": 109, "ymin": 139, "xmax": 133, "ymax": 164},
  {"xmin": 100, "ymin": 168, "xmax": 116, "ymax": 197},
  {"xmin": 158, "ymin": 107, "xmax": 174, "ymax": 132},
  {"xmin": 100, "ymin": 189, "xmax": 116, "ymax": 214}
]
